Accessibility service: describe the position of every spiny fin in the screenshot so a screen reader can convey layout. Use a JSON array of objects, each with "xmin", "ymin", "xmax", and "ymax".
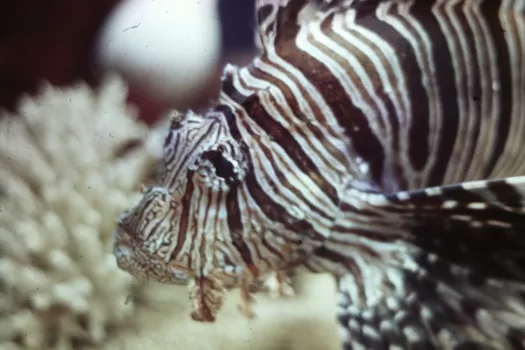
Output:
[
  {"xmin": 255, "ymin": 0, "xmax": 311, "ymax": 49},
  {"xmin": 312, "ymin": 0, "xmax": 412, "ymax": 13},
  {"xmin": 337, "ymin": 176, "xmax": 525, "ymax": 349},
  {"xmin": 387, "ymin": 176, "xmax": 525, "ymax": 208},
  {"xmin": 254, "ymin": 0, "xmax": 413, "ymax": 51},
  {"xmin": 382, "ymin": 176, "xmax": 525, "ymax": 282},
  {"xmin": 312, "ymin": 0, "xmax": 361, "ymax": 11}
]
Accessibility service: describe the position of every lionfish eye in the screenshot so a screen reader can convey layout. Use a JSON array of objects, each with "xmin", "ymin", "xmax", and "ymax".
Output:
[{"xmin": 201, "ymin": 150, "xmax": 237, "ymax": 184}]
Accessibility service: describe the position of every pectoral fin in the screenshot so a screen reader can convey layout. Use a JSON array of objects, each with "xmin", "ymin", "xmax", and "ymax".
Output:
[
  {"xmin": 336, "ymin": 177, "xmax": 525, "ymax": 349},
  {"xmin": 384, "ymin": 176, "xmax": 525, "ymax": 282}
]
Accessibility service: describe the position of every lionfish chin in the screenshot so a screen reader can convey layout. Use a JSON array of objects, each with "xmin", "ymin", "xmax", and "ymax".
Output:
[{"xmin": 113, "ymin": 0, "xmax": 525, "ymax": 349}]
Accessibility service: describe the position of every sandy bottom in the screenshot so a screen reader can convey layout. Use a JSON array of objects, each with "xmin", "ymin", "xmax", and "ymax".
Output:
[{"xmin": 101, "ymin": 273, "xmax": 340, "ymax": 350}]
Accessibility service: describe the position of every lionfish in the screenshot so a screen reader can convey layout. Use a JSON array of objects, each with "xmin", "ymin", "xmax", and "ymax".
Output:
[{"xmin": 113, "ymin": 0, "xmax": 525, "ymax": 348}]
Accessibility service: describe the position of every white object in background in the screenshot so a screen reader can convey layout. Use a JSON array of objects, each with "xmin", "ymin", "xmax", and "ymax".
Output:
[{"xmin": 95, "ymin": 0, "xmax": 221, "ymax": 103}]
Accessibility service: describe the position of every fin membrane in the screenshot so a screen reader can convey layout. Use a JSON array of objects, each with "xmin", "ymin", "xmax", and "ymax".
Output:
[{"xmin": 337, "ymin": 177, "xmax": 525, "ymax": 349}]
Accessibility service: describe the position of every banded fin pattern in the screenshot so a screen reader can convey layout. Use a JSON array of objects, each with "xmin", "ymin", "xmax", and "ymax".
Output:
[
  {"xmin": 337, "ymin": 177, "xmax": 525, "ymax": 349},
  {"xmin": 389, "ymin": 176, "xmax": 525, "ymax": 281},
  {"xmin": 253, "ymin": 0, "xmax": 525, "ymax": 191}
]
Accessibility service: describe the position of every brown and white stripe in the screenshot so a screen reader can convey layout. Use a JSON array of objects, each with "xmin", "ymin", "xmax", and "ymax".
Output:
[{"xmin": 115, "ymin": 1, "xmax": 525, "ymax": 348}]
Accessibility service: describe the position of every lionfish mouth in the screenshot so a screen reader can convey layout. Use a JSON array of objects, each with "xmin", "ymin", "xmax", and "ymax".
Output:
[
  {"xmin": 112, "ymin": 240, "xmax": 133, "ymax": 267},
  {"xmin": 112, "ymin": 229, "xmax": 136, "ymax": 267},
  {"xmin": 112, "ymin": 229, "xmax": 191, "ymax": 283},
  {"xmin": 113, "ymin": 226, "xmax": 133, "ymax": 245}
]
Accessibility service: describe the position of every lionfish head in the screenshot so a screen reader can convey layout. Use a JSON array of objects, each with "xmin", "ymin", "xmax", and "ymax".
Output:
[{"xmin": 113, "ymin": 109, "xmax": 250, "ymax": 282}]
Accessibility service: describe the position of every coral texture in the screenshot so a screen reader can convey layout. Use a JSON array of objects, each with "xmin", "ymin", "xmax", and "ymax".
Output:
[{"xmin": 0, "ymin": 76, "xmax": 163, "ymax": 349}]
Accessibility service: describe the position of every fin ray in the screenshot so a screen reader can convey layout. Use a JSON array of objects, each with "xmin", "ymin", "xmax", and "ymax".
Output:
[
  {"xmin": 336, "ymin": 177, "xmax": 525, "ymax": 349},
  {"xmin": 382, "ymin": 176, "xmax": 525, "ymax": 282}
]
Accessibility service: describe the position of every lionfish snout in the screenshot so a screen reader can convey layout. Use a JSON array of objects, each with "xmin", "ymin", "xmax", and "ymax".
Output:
[{"xmin": 112, "ymin": 239, "xmax": 137, "ymax": 274}]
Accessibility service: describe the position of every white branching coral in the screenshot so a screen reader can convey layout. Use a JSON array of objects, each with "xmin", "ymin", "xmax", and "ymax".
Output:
[{"xmin": 0, "ymin": 77, "xmax": 165, "ymax": 350}]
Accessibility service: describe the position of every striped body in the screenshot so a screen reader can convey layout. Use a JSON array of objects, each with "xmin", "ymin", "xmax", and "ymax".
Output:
[{"xmin": 114, "ymin": 0, "xmax": 525, "ymax": 348}]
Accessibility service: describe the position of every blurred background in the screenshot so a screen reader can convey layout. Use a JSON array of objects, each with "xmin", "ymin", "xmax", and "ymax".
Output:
[{"xmin": 0, "ymin": 0, "xmax": 257, "ymax": 124}]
